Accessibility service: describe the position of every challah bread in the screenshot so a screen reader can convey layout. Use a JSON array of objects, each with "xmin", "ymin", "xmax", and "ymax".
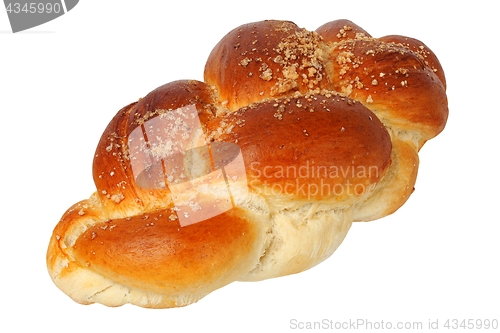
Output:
[{"xmin": 47, "ymin": 19, "xmax": 448, "ymax": 308}]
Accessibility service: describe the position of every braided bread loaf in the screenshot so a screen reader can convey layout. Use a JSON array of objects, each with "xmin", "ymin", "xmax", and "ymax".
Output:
[{"xmin": 47, "ymin": 19, "xmax": 448, "ymax": 308}]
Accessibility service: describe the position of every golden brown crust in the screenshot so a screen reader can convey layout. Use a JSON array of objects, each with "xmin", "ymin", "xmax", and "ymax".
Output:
[
  {"xmin": 126, "ymin": 80, "xmax": 218, "ymax": 130},
  {"xmin": 92, "ymin": 80, "xmax": 219, "ymax": 219},
  {"xmin": 208, "ymin": 93, "xmax": 391, "ymax": 202},
  {"xmin": 47, "ymin": 195, "xmax": 270, "ymax": 308},
  {"xmin": 72, "ymin": 207, "xmax": 263, "ymax": 295},
  {"xmin": 316, "ymin": 19, "xmax": 371, "ymax": 43},
  {"xmin": 316, "ymin": 25, "xmax": 448, "ymax": 147},
  {"xmin": 378, "ymin": 35, "xmax": 446, "ymax": 89},
  {"xmin": 47, "ymin": 19, "xmax": 448, "ymax": 308},
  {"xmin": 204, "ymin": 20, "xmax": 329, "ymax": 111}
]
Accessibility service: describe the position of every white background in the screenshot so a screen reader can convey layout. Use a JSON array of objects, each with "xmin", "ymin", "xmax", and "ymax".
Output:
[{"xmin": 1, "ymin": 1, "xmax": 499, "ymax": 332}]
